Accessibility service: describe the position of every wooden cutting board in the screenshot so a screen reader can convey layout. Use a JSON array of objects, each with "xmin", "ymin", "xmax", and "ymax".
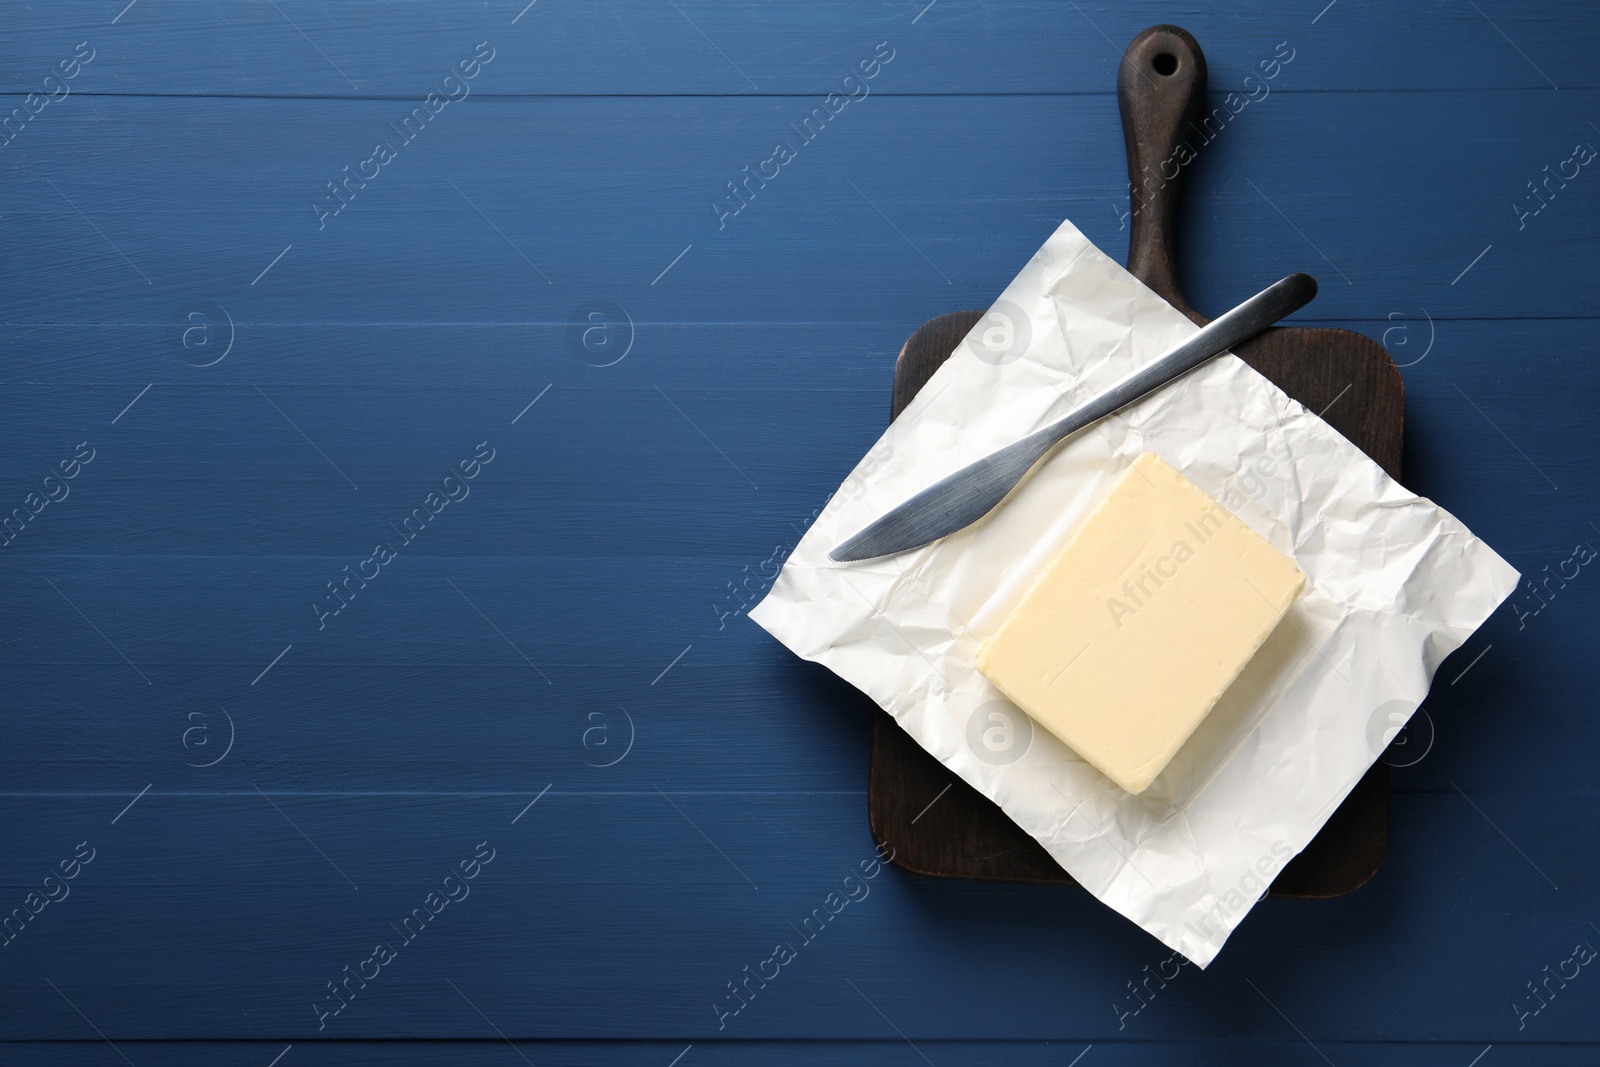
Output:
[{"xmin": 867, "ymin": 25, "xmax": 1403, "ymax": 899}]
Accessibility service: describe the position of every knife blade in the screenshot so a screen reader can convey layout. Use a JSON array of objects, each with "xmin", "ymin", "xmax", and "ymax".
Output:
[{"xmin": 829, "ymin": 272, "xmax": 1317, "ymax": 563}]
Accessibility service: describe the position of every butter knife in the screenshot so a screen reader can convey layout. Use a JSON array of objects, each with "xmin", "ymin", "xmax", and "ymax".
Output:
[{"xmin": 829, "ymin": 272, "xmax": 1317, "ymax": 562}]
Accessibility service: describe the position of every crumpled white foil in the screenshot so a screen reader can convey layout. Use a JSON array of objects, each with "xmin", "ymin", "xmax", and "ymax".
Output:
[{"xmin": 748, "ymin": 219, "xmax": 1519, "ymax": 967}]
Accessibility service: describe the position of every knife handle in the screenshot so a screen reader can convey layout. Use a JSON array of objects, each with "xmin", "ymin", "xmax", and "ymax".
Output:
[{"xmin": 1119, "ymin": 25, "xmax": 1208, "ymax": 326}]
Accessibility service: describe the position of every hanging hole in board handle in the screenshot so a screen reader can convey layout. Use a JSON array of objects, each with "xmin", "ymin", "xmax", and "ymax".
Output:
[{"xmin": 1152, "ymin": 52, "xmax": 1178, "ymax": 75}]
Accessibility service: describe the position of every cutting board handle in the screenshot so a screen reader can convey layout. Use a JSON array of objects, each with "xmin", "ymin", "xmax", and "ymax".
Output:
[{"xmin": 1119, "ymin": 25, "xmax": 1208, "ymax": 324}]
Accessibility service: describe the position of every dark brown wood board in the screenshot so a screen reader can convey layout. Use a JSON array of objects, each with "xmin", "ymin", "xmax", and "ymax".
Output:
[{"xmin": 867, "ymin": 25, "xmax": 1404, "ymax": 900}]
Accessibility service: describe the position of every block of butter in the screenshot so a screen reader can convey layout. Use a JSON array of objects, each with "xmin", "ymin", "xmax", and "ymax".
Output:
[{"xmin": 976, "ymin": 453, "xmax": 1306, "ymax": 794}]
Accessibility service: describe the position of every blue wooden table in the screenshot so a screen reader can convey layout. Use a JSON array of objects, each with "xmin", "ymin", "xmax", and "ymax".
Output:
[{"xmin": 3, "ymin": 2, "xmax": 1596, "ymax": 1063}]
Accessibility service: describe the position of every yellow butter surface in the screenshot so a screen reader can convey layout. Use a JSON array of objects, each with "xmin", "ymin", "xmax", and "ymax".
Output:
[{"xmin": 976, "ymin": 453, "xmax": 1305, "ymax": 794}]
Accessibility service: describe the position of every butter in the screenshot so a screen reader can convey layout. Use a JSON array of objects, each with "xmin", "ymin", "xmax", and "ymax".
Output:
[{"xmin": 976, "ymin": 453, "xmax": 1305, "ymax": 794}]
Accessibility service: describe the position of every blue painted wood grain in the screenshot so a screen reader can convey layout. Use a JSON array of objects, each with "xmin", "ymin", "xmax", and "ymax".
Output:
[
  {"xmin": 1, "ymin": 1, "xmax": 1591, "ymax": 93},
  {"xmin": 2, "ymin": 93, "xmax": 1597, "ymax": 321},
  {"xmin": 7, "ymin": 1041, "xmax": 1596, "ymax": 1067},
  {"xmin": 1, "ymin": 0, "xmax": 1597, "ymax": 1061}
]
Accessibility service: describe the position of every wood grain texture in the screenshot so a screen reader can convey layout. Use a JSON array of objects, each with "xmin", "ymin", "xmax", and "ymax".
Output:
[
  {"xmin": 1, "ymin": 790, "xmax": 1596, "ymax": 1040},
  {"xmin": 2, "ymin": 93, "xmax": 1599, "ymax": 321},
  {"xmin": 2, "ymin": 1, "xmax": 1593, "ymax": 94},
  {"xmin": 0, "ymin": 572, "xmax": 1591, "ymax": 1037},
  {"xmin": 2, "ymin": 0, "xmax": 1598, "ymax": 1058},
  {"xmin": 9, "ymin": 1042, "xmax": 1598, "ymax": 1066}
]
